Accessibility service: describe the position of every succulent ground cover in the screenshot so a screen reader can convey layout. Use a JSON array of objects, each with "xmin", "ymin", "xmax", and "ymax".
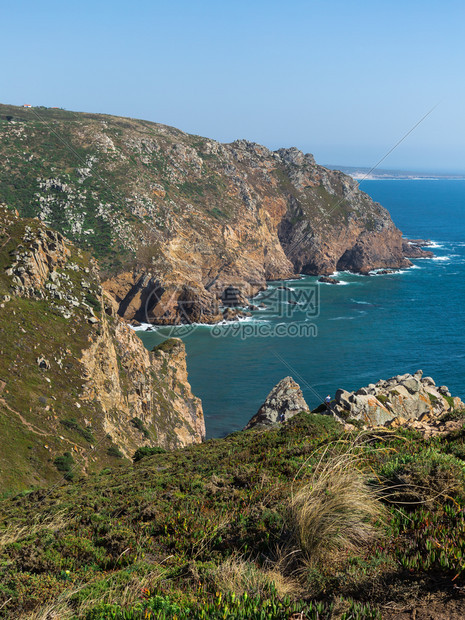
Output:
[{"xmin": 2, "ymin": 411, "xmax": 465, "ymax": 618}]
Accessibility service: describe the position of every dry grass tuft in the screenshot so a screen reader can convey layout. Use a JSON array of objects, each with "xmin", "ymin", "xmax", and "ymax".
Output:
[
  {"xmin": 0, "ymin": 510, "xmax": 70, "ymax": 550},
  {"xmin": 287, "ymin": 445, "xmax": 384, "ymax": 566},
  {"xmin": 211, "ymin": 554, "xmax": 301, "ymax": 599}
]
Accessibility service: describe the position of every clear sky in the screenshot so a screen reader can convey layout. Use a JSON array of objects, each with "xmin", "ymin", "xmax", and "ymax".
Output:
[{"xmin": 2, "ymin": 0, "xmax": 464, "ymax": 171}]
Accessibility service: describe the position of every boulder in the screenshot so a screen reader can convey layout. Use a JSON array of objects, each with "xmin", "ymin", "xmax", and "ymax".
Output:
[
  {"xmin": 401, "ymin": 378, "xmax": 421, "ymax": 394},
  {"xmin": 335, "ymin": 388, "xmax": 352, "ymax": 409},
  {"xmin": 318, "ymin": 276, "xmax": 340, "ymax": 284},
  {"xmin": 244, "ymin": 377, "xmax": 309, "ymax": 430},
  {"xmin": 328, "ymin": 371, "xmax": 465, "ymax": 429}
]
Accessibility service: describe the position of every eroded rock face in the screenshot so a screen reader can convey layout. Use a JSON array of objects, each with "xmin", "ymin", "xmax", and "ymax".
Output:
[
  {"xmin": 244, "ymin": 376, "xmax": 309, "ymax": 429},
  {"xmin": 330, "ymin": 370, "xmax": 464, "ymax": 427},
  {"xmin": 5, "ymin": 223, "xmax": 71, "ymax": 294},
  {"xmin": 81, "ymin": 328, "xmax": 205, "ymax": 454},
  {"xmin": 0, "ymin": 208, "xmax": 205, "ymax": 490}
]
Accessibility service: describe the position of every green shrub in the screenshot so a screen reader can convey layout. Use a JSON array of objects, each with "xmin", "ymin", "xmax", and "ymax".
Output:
[
  {"xmin": 84, "ymin": 291, "xmax": 102, "ymax": 313},
  {"xmin": 380, "ymin": 448, "xmax": 465, "ymax": 508},
  {"xmin": 53, "ymin": 452, "xmax": 75, "ymax": 481},
  {"xmin": 130, "ymin": 417, "xmax": 150, "ymax": 438},
  {"xmin": 60, "ymin": 417, "xmax": 95, "ymax": 444},
  {"xmin": 132, "ymin": 446, "xmax": 166, "ymax": 462},
  {"xmin": 107, "ymin": 445, "xmax": 124, "ymax": 459},
  {"xmin": 151, "ymin": 338, "xmax": 179, "ymax": 354}
]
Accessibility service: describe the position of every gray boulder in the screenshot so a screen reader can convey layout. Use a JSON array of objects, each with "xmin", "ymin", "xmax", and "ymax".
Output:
[
  {"xmin": 244, "ymin": 377, "xmax": 309, "ymax": 430},
  {"xmin": 329, "ymin": 371, "xmax": 465, "ymax": 428}
]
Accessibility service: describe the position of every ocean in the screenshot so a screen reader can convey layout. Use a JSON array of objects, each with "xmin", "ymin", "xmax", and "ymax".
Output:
[{"xmin": 137, "ymin": 180, "xmax": 465, "ymax": 438}]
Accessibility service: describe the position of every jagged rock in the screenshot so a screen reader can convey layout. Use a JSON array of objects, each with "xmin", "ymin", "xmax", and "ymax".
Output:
[
  {"xmin": 328, "ymin": 371, "xmax": 465, "ymax": 428},
  {"xmin": 222, "ymin": 307, "xmax": 250, "ymax": 321},
  {"xmin": 318, "ymin": 276, "xmax": 340, "ymax": 284},
  {"xmin": 401, "ymin": 377, "xmax": 421, "ymax": 394},
  {"xmin": 335, "ymin": 388, "xmax": 352, "ymax": 409},
  {"xmin": 402, "ymin": 239, "xmax": 435, "ymax": 259},
  {"xmin": 438, "ymin": 385, "xmax": 451, "ymax": 397},
  {"xmin": 244, "ymin": 377, "xmax": 309, "ymax": 429},
  {"xmin": 221, "ymin": 286, "xmax": 249, "ymax": 307},
  {"xmin": 36, "ymin": 357, "xmax": 50, "ymax": 370}
]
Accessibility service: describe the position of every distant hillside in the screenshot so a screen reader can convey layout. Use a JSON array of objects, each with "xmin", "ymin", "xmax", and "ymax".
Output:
[
  {"xmin": 0, "ymin": 103, "xmax": 415, "ymax": 325},
  {"xmin": 326, "ymin": 165, "xmax": 465, "ymax": 181}
]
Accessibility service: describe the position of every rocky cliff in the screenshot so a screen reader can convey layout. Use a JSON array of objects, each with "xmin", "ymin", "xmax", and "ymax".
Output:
[
  {"xmin": 245, "ymin": 372, "xmax": 464, "ymax": 433},
  {"xmin": 0, "ymin": 207, "xmax": 204, "ymax": 492},
  {"xmin": 244, "ymin": 376, "xmax": 309, "ymax": 429},
  {"xmin": 0, "ymin": 104, "xmax": 426, "ymax": 325}
]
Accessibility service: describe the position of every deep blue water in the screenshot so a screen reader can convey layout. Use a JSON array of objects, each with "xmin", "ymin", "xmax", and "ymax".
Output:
[{"xmin": 138, "ymin": 180, "xmax": 465, "ymax": 438}]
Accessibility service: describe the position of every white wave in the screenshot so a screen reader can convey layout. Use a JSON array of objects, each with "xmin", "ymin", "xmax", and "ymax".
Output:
[
  {"xmin": 329, "ymin": 311, "xmax": 366, "ymax": 321},
  {"xmin": 428, "ymin": 241, "xmax": 445, "ymax": 248},
  {"xmin": 350, "ymin": 299, "xmax": 372, "ymax": 305},
  {"xmin": 433, "ymin": 255, "xmax": 454, "ymax": 261},
  {"xmin": 130, "ymin": 322, "xmax": 155, "ymax": 331}
]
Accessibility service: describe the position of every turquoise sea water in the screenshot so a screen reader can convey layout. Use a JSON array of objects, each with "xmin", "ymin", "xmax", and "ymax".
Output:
[{"xmin": 138, "ymin": 180, "xmax": 465, "ymax": 438}]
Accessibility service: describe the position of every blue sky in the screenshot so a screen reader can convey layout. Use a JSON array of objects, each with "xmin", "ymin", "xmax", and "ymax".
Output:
[{"xmin": 2, "ymin": 0, "xmax": 464, "ymax": 171}]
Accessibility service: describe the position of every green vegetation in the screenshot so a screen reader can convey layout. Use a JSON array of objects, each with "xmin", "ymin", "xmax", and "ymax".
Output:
[
  {"xmin": 53, "ymin": 451, "xmax": 75, "ymax": 481},
  {"xmin": 130, "ymin": 417, "xmax": 150, "ymax": 439},
  {"xmin": 151, "ymin": 338, "xmax": 179, "ymax": 354},
  {"xmin": 107, "ymin": 445, "xmax": 124, "ymax": 459},
  {"xmin": 61, "ymin": 418, "xmax": 95, "ymax": 444},
  {"xmin": 132, "ymin": 445, "xmax": 166, "ymax": 462},
  {"xmin": 2, "ymin": 411, "xmax": 465, "ymax": 618}
]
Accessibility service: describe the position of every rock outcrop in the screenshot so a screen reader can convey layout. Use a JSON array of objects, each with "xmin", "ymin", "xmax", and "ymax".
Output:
[
  {"xmin": 244, "ymin": 376, "xmax": 309, "ymax": 429},
  {"xmin": 0, "ymin": 207, "xmax": 204, "ymax": 491},
  {"xmin": 402, "ymin": 239, "xmax": 435, "ymax": 259},
  {"xmin": 0, "ymin": 104, "xmax": 424, "ymax": 326},
  {"xmin": 329, "ymin": 370, "xmax": 464, "ymax": 427}
]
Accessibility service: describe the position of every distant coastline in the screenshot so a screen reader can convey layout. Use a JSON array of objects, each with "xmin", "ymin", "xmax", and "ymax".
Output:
[{"xmin": 325, "ymin": 165, "xmax": 465, "ymax": 181}]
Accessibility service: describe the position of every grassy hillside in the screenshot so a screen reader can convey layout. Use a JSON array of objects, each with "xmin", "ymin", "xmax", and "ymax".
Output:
[{"xmin": 2, "ymin": 411, "xmax": 465, "ymax": 618}]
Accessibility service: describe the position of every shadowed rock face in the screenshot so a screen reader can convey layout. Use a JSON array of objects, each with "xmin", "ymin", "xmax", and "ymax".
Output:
[
  {"xmin": 0, "ymin": 105, "xmax": 418, "ymax": 325},
  {"xmin": 244, "ymin": 376, "xmax": 309, "ymax": 429}
]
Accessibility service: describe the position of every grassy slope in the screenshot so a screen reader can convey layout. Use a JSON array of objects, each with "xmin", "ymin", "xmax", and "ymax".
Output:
[{"xmin": 2, "ymin": 412, "xmax": 465, "ymax": 618}]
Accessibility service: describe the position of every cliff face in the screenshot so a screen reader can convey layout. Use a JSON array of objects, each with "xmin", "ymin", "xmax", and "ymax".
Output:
[
  {"xmin": 0, "ymin": 207, "xmax": 203, "ymax": 492},
  {"xmin": 80, "ymin": 320, "xmax": 204, "ymax": 454},
  {"xmin": 0, "ymin": 104, "xmax": 417, "ymax": 324}
]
